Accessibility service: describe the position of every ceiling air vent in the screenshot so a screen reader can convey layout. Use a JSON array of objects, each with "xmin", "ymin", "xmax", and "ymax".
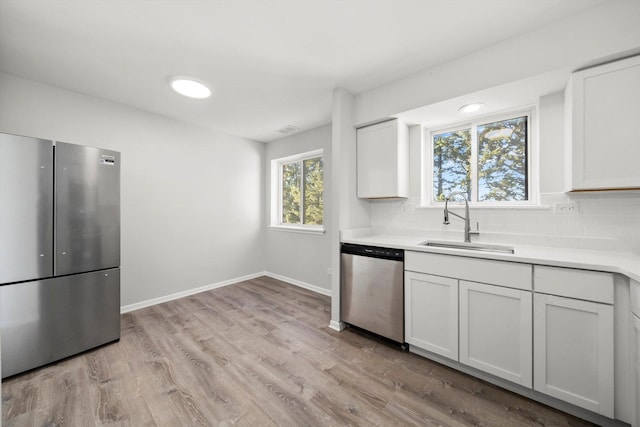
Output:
[{"xmin": 277, "ymin": 125, "xmax": 300, "ymax": 134}]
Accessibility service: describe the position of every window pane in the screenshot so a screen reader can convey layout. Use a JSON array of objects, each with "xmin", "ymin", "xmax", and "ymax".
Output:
[
  {"xmin": 281, "ymin": 162, "xmax": 301, "ymax": 224},
  {"xmin": 303, "ymin": 157, "xmax": 323, "ymax": 225},
  {"xmin": 477, "ymin": 116, "xmax": 528, "ymax": 202},
  {"xmin": 432, "ymin": 129, "xmax": 471, "ymax": 201}
]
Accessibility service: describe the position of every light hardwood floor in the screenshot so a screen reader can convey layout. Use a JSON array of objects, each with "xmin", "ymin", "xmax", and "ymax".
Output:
[{"xmin": 2, "ymin": 276, "xmax": 594, "ymax": 426}]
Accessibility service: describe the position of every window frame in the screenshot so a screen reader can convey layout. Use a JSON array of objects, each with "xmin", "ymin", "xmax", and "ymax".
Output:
[
  {"xmin": 269, "ymin": 148, "xmax": 325, "ymax": 234},
  {"xmin": 422, "ymin": 107, "xmax": 537, "ymax": 208}
]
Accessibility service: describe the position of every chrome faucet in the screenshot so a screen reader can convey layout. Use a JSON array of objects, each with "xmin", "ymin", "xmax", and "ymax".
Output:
[{"xmin": 443, "ymin": 192, "xmax": 478, "ymax": 242}]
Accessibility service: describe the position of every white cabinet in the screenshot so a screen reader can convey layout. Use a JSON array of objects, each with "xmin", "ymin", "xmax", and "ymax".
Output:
[
  {"xmin": 565, "ymin": 54, "xmax": 640, "ymax": 190},
  {"xmin": 633, "ymin": 313, "xmax": 640, "ymax": 427},
  {"xmin": 405, "ymin": 251, "xmax": 532, "ymax": 290},
  {"xmin": 632, "ymin": 280, "xmax": 640, "ymax": 427},
  {"xmin": 356, "ymin": 119, "xmax": 408, "ymax": 198},
  {"xmin": 533, "ymin": 265, "xmax": 615, "ymax": 418},
  {"xmin": 405, "ymin": 271, "xmax": 458, "ymax": 360},
  {"xmin": 459, "ymin": 280, "xmax": 532, "ymax": 387},
  {"xmin": 534, "ymin": 294, "xmax": 614, "ymax": 417}
]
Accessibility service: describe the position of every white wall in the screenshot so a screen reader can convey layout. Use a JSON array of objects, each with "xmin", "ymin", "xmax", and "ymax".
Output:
[
  {"xmin": 0, "ymin": 72, "xmax": 265, "ymax": 307},
  {"xmin": 264, "ymin": 124, "xmax": 332, "ymax": 292},
  {"xmin": 366, "ymin": 91, "xmax": 640, "ymax": 254},
  {"xmin": 354, "ymin": 1, "xmax": 640, "ymax": 126},
  {"xmin": 334, "ymin": 1, "xmax": 640, "ymax": 258}
]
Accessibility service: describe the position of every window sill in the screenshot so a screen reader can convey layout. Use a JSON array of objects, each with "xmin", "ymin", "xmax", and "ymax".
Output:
[
  {"xmin": 268, "ymin": 225, "xmax": 326, "ymax": 235},
  {"xmin": 417, "ymin": 204, "xmax": 552, "ymax": 210}
]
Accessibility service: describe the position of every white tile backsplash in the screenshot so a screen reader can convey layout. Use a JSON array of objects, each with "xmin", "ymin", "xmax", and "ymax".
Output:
[{"xmin": 369, "ymin": 192, "xmax": 640, "ymax": 254}]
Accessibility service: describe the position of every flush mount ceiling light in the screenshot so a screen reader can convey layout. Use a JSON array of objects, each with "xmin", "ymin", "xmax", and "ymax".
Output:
[
  {"xmin": 277, "ymin": 125, "xmax": 300, "ymax": 135},
  {"xmin": 169, "ymin": 76, "xmax": 211, "ymax": 99},
  {"xmin": 458, "ymin": 102, "xmax": 485, "ymax": 113}
]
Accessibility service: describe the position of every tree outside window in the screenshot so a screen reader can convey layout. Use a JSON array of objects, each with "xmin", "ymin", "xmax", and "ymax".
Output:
[
  {"xmin": 431, "ymin": 114, "xmax": 529, "ymax": 204},
  {"xmin": 280, "ymin": 154, "xmax": 323, "ymax": 226}
]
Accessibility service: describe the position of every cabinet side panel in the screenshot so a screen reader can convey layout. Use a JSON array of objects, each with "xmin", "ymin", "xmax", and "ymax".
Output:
[{"xmin": 633, "ymin": 314, "xmax": 640, "ymax": 427}]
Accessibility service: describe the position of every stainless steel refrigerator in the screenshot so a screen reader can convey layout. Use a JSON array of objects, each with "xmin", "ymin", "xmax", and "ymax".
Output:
[{"xmin": 0, "ymin": 132, "xmax": 120, "ymax": 378}]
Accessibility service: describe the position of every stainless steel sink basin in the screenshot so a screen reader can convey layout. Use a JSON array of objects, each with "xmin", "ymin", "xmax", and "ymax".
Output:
[{"xmin": 419, "ymin": 240, "xmax": 515, "ymax": 254}]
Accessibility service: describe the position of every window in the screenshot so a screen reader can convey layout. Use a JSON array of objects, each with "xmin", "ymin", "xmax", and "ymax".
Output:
[
  {"xmin": 271, "ymin": 149, "xmax": 324, "ymax": 232},
  {"xmin": 426, "ymin": 110, "xmax": 534, "ymax": 206}
]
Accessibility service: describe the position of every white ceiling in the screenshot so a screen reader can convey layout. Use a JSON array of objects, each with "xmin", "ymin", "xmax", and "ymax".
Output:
[{"xmin": 0, "ymin": 0, "xmax": 609, "ymax": 142}]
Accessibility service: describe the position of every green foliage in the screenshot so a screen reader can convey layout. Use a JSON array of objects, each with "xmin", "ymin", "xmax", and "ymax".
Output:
[
  {"xmin": 281, "ymin": 156, "xmax": 323, "ymax": 225},
  {"xmin": 433, "ymin": 129, "xmax": 471, "ymax": 201},
  {"xmin": 477, "ymin": 117, "xmax": 527, "ymax": 201},
  {"xmin": 282, "ymin": 162, "xmax": 301, "ymax": 223},
  {"xmin": 431, "ymin": 115, "xmax": 528, "ymax": 203},
  {"xmin": 303, "ymin": 158, "xmax": 323, "ymax": 225}
]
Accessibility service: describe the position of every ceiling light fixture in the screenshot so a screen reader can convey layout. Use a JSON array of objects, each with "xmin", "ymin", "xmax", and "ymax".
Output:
[
  {"xmin": 169, "ymin": 76, "xmax": 211, "ymax": 99},
  {"xmin": 277, "ymin": 125, "xmax": 300, "ymax": 135},
  {"xmin": 458, "ymin": 103, "xmax": 484, "ymax": 113}
]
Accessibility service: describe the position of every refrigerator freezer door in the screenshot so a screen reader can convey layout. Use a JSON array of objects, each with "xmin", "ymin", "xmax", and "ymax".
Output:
[
  {"xmin": 55, "ymin": 142, "xmax": 120, "ymax": 275},
  {"xmin": 0, "ymin": 268, "xmax": 121, "ymax": 378},
  {"xmin": 0, "ymin": 133, "xmax": 54, "ymax": 284}
]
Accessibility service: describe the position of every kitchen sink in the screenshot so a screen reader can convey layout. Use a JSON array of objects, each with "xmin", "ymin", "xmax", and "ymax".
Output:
[{"xmin": 419, "ymin": 240, "xmax": 515, "ymax": 254}]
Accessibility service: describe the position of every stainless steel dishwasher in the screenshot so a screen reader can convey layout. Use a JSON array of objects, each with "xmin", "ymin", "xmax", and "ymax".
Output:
[{"xmin": 340, "ymin": 243, "xmax": 404, "ymax": 344}]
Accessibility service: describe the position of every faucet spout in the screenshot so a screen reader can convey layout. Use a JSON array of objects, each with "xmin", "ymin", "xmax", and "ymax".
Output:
[{"xmin": 443, "ymin": 192, "xmax": 474, "ymax": 242}]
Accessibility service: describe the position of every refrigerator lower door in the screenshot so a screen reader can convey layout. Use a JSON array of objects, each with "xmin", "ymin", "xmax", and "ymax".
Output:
[
  {"xmin": 0, "ymin": 268, "xmax": 120, "ymax": 378},
  {"xmin": 55, "ymin": 141, "xmax": 120, "ymax": 276},
  {"xmin": 0, "ymin": 133, "xmax": 54, "ymax": 284}
]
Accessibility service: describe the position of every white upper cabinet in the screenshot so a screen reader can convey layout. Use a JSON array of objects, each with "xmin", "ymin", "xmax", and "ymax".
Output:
[
  {"xmin": 565, "ymin": 54, "xmax": 640, "ymax": 191},
  {"xmin": 356, "ymin": 119, "xmax": 408, "ymax": 198}
]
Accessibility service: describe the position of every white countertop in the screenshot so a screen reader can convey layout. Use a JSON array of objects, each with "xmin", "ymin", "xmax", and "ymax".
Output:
[{"xmin": 341, "ymin": 229, "xmax": 640, "ymax": 283}]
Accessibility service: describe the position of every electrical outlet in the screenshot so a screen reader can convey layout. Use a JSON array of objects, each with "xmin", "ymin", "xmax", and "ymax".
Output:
[
  {"xmin": 327, "ymin": 268, "xmax": 332, "ymax": 276},
  {"xmin": 554, "ymin": 202, "xmax": 579, "ymax": 214},
  {"xmin": 401, "ymin": 201, "xmax": 415, "ymax": 214}
]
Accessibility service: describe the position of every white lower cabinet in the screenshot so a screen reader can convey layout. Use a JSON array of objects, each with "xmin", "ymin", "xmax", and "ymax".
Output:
[
  {"xmin": 533, "ymin": 293, "xmax": 614, "ymax": 418},
  {"xmin": 459, "ymin": 280, "xmax": 532, "ymax": 387},
  {"xmin": 633, "ymin": 313, "xmax": 640, "ymax": 427},
  {"xmin": 405, "ymin": 271, "xmax": 458, "ymax": 360}
]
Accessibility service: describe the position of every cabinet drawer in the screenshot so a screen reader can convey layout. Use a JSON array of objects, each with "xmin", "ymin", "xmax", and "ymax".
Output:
[
  {"xmin": 632, "ymin": 279, "xmax": 640, "ymax": 317},
  {"xmin": 534, "ymin": 266, "xmax": 613, "ymax": 304},
  {"xmin": 406, "ymin": 251, "xmax": 531, "ymax": 290}
]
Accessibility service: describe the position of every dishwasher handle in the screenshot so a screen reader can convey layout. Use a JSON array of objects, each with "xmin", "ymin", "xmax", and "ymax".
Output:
[{"xmin": 341, "ymin": 243, "xmax": 403, "ymax": 261}]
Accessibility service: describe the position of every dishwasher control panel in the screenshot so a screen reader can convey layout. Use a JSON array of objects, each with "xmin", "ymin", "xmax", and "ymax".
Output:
[{"xmin": 341, "ymin": 243, "xmax": 403, "ymax": 260}]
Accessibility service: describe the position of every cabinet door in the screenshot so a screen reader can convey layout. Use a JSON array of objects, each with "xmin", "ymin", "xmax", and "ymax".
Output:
[
  {"xmin": 405, "ymin": 272, "xmax": 458, "ymax": 360},
  {"xmin": 534, "ymin": 293, "xmax": 614, "ymax": 417},
  {"xmin": 356, "ymin": 120, "xmax": 408, "ymax": 198},
  {"xmin": 459, "ymin": 281, "xmax": 532, "ymax": 387},
  {"xmin": 567, "ymin": 54, "xmax": 640, "ymax": 190}
]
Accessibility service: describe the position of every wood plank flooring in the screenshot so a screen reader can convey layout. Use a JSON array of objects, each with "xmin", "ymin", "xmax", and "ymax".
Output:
[{"xmin": 2, "ymin": 276, "xmax": 594, "ymax": 426}]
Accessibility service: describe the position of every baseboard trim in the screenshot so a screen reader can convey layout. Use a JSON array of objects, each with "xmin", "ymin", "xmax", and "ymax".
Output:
[
  {"xmin": 120, "ymin": 271, "xmax": 266, "ymax": 313},
  {"xmin": 121, "ymin": 271, "xmax": 332, "ymax": 314},
  {"xmin": 263, "ymin": 272, "xmax": 332, "ymax": 297},
  {"xmin": 328, "ymin": 320, "xmax": 345, "ymax": 331}
]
